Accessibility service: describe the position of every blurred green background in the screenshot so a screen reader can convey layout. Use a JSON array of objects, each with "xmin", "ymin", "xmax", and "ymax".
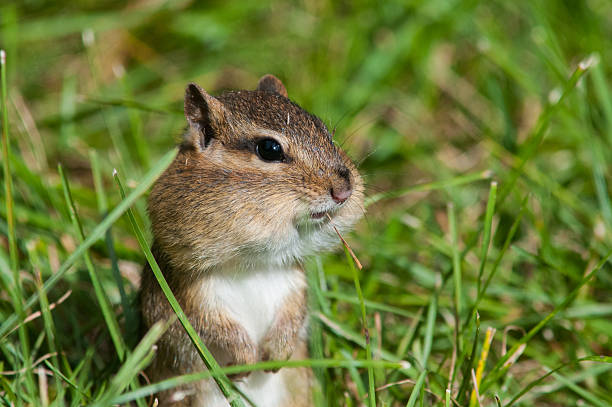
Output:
[{"xmin": 1, "ymin": 0, "xmax": 612, "ymax": 406}]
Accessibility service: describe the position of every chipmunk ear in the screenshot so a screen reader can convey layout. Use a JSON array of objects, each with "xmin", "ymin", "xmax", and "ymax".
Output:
[
  {"xmin": 256, "ymin": 74, "xmax": 288, "ymax": 97},
  {"xmin": 184, "ymin": 83, "xmax": 226, "ymax": 151}
]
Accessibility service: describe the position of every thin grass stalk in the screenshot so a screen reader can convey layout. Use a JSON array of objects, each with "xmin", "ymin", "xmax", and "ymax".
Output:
[
  {"xmin": 340, "ymin": 349, "xmax": 367, "ymax": 400},
  {"xmin": 89, "ymin": 321, "xmax": 166, "ymax": 406},
  {"xmin": 365, "ymin": 170, "xmax": 491, "ymax": 207},
  {"xmin": 476, "ymin": 182, "xmax": 497, "ymax": 295},
  {"xmin": 464, "ymin": 195, "xmax": 529, "ymax": 331},
  {"xmin": 112, "ymin": 358, "xmax": 406, "ymax": 405},
  {"xmin": 343, "ymin": 248, "xmax": 376, "ymax": 407},
  {"xmin": 590, "ymin": 54, "xmax": 612, "ymax": 145},
  {"xmin": 27, "ymin": 242, "xmax": 64, "ymax": 401},
  {"xmin": 113, "ymin": 171, "xmax": 246, "ymax": 407},
  {"xmin": 58, "ymin": 164, "xmax": 126, "ymax": 360},
  {"xmin": 421, "ymin": 287, "xmax": 437, "ymax": 368},
  {"xmin": 1, "ymin": 48, "xmax": 38, "ymax": 402},
  {"xmin": 0, "ymin": 148, "xmax": 177, "ymax": 340},
  {"xmin": 0, "ymin": 50, "xmax": 17, "ymax": 277},
  {"xmin": 497, "ymin": 56, "xmax": 595, "ymax": 204},
  {"xmin": 42, "ymin": 360, "xmax": 90, "ymax": 402},
  {"xmin": 469, "ymin": 327, "xmax": 495, "ymax": 407},
  {"xmin": 89, "ymin": 150, "xmax": 135, "ymax": 342},
  {"xmin": 404, "ymin": 369, "xmax": 426, "ymax": 407},
  {"xmin": 457, "ymin": 313, "xmax": 481, "ymax": 403},
  {"xmin": 447, "ymin": 203, "xmax": 463, "ymax": 352}
]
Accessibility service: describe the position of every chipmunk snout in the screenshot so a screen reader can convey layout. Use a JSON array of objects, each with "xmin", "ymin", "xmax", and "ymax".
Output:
[{"xmin": 330, "ymin": 166, "xmax": 353, "ymax": 204}]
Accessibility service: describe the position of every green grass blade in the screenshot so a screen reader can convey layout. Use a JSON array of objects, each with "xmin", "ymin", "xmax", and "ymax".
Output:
[
  {"xmin": 26, "ymin": 242, "xmax": 64, "ymax": 401},
  {"xmin": 504, "ymin": 356, "xmax": 612, "ymax": 407},
  {"xmin": 465, "ymin": 195, "xmax": 529, "ymax": 329},
  {"xmin": 1, "ymin": 48, "xmax": 38, "ymax": 403},
  {"xmin": 420, "ymin": 288, "xmax": 437, "ymax": 368},
  {"xmin": 343, "ymin": 247, "xmax": 375, "ymax": 407},
  {"xmin": 447, "ymin": 203, "xmax": 463, "ymax": 351},
  {"xmin": 497, "ymin": 56, "xmax": 595, "ymax": 204},
  {"xmin": 0, "ymin": 148, "xmax": 177, "ymax": 340},
  {"xmin": 90, "ymin": 321, "xmax": 165, "ymax": 406},
  {"xmin": 591, "ymin": 54, "xmax": 612, "ymax": 146},
  {"xmin": 482, "ymin": 249, "xmax": 612, "ymax": 393},
  {"xmin": 457, "ymin": 314, "xmax": 481, "ymax": 404},
  {"xmin": 43, "ymin": 360, "xmax": 89, "ymax": 402},
  {"xmin": 89, "ymin": 149, "xmax": 136, "ymax": 344},
  {"xmin": 323, "ymin": 291, "xmax": 417, "ymax": 319},
  {"xmin": 339, "ymin": 349, "xmax": 367, "ymax": 400},
  {"xmin": 477, "ymin": 181, "xmax": 497, "ymax": 294},
  {"xmin": 1, "ymin": 49, "xmax": 18, "ymax": 275},
  {"xmin": 117, "ymin": 75, "xmax": 150, "ymax": 169},
  {"xmin": 405, "ymin": 369, "xmax": 426, "ymax": 407},
  {"xmin": 111, "ymin": 358, "xmax": 406, "ymax": 405},
  {"xmin": 113, "ymin": 171, "xmax": 246, "ymax": 407},
  {"xmin": 365, "ymin": 170, "xmax": 491, "ymax": 207},
  {"xmin": 58, "ymin": 164, "xmax": 126, "ymax": 360},
  {"xmin": 88, "ymin": 149, "xmax": 108, "ymax": 213}
]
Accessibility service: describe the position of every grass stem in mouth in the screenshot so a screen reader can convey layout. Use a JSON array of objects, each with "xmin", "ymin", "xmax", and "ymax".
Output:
[{"xmin": 327, "ymin": 213, "xmax": 362, "ymax": 270}]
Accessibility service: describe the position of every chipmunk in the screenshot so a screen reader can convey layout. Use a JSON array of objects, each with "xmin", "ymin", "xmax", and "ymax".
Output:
[{"xmin": 140, "ymin": 75, "xmax": 364, "ymax": 406}]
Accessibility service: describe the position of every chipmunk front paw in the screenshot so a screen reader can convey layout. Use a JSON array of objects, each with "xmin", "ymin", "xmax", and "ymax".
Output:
[
  {"xmin": 259, "ymin": 330, "xmax": 296, "ymax": 373},
  {"xmin": 226, "ymin": 335, "xmax": 258, "ymax": 380}
]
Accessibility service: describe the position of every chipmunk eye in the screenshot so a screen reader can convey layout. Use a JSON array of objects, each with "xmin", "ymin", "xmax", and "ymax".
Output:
[{"xmin": 255, "ymin": 138, "xmax": 284, "ymax": 162}]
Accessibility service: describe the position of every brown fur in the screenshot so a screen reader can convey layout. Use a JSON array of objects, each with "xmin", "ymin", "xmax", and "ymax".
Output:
[{"xmin": 140, "ymin": 74, "xmax": 363, "ymax": 405}]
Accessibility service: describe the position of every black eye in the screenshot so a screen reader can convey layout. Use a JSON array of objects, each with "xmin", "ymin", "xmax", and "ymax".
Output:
[{"xmin": 255, "ymin": 138, "xmax": 284, "ymax": 162}]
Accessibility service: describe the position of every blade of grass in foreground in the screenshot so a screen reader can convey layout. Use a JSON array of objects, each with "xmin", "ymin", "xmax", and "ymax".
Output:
[
  {"xmin": 90, "ymin": 321, "xmax": 166, "ymax": 406},
  {"xmin": 114, "ymin": 171, "xmax": 246, "ymax": 407},
  {"xmin": 58, "ymin": 164, "xmax": 126, "ymax": 360},
  {"xmin": 405, "ymin": 369, "xmax": 426, "ymax": 407},
  {"xmin": 89, "ymin": 150, "xmax": 136, "ymax": 343},
  {"xmin": 62, "ymin": 162, "xmax": 147, "ymax": 407},
  {"xmin": 0, "ymin": 148, "xmax": 177, "ymax": 340},
  {"xmin": 111, "ymin": 359, "xmax": 405, "ymax": 405},
  {"xmin": 341, "ymin": 241, "xmax": 375, "ymax": 407}
]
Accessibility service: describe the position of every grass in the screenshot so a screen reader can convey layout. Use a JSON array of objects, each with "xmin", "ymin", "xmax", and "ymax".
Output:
[{"xmin": 1, "ymin": 0, "xmax": 611, "ymax": 406}]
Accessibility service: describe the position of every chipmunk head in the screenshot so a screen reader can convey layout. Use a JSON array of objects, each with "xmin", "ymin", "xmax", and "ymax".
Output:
[{"xmin": 148, "ymin": 75, "xmax": 364, "ymax": 273}]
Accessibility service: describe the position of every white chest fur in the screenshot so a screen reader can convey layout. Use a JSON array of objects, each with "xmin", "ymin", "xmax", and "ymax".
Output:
[
  {"xmin": 198, "ymin": 265, "xmax": 305, "ymax": 344},
  {"xmin": 191, "ymin": 265, "xmax": 306, "ymax": 407}
]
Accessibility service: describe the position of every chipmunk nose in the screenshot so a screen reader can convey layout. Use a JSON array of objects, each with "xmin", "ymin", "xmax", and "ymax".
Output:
[
  {"xmin": 331, "ymin": 187, "xmax": 352, "ymax": 204},
  {"xmin": 330, "ymin": 166, "xmax": 352, "ymax": 204}
]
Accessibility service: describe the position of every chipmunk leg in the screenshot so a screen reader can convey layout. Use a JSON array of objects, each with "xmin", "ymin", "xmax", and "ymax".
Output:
[
  {"xmin": 259, "ymin": 287, "xmax": 308, "ymax": 371},
  {"xmin": 198, "ymin": 308, "xmax": 258, "ymax": 379}
]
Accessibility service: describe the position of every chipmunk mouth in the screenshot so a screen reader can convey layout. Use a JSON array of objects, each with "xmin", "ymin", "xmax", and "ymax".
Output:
[
  {"xmin": 310, "ymin": 207, "xmax": 340, "ymax": 221},
  {"xmin": 310, "ymin": 211, "xmax": 328, "ymax": 220}
]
